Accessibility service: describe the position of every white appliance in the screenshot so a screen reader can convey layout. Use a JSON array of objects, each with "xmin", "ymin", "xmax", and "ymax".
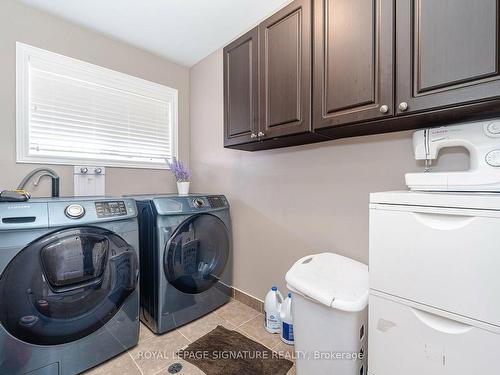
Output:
[
  {"xmin": 368, "ymin": 191, "xmax": 500, "ymax": 375},
  {"xmin": 405, "ymin": 119, "xmax": 500, "ymax": 191}
]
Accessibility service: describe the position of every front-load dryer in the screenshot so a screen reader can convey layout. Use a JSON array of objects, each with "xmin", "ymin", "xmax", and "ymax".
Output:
[
  {"xmin": 133, "ymin": 194, "xmax": 232, "ymax": 334},
  {"xmin": 0, "ymin": 197, "xmax": 140, "ymax": 375}
]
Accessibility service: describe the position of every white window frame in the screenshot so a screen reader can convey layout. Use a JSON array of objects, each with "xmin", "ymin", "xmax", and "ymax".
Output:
[{"xmin": 16, "ymin": 42, "xmax": 178, "ymax": 170}]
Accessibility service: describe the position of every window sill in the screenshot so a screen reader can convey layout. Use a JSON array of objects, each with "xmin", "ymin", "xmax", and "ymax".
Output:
[{"xmin": 16, "ymin": 156, "xmax": 171, "ymax": 170}]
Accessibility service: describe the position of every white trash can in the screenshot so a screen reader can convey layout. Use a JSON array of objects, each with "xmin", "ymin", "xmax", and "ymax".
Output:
[{"xmin": 285, "ymin": 252, "xmax": 369, "ymax": 375}]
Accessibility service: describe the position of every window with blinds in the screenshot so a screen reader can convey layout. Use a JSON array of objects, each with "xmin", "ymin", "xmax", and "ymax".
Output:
[{"xmin": 16, "ymin": 42, "xmax": 178, "ymax": 169}]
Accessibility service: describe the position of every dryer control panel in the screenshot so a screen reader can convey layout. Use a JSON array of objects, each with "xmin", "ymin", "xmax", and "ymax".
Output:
[
  {"xmin": 150, "ymin": 195, "xmax": 229, "ymax": 215},
  {"xmin": 207, "ymin": 196, "xmax": 226, "ymax": 208},
  {"xmin": 189, "ymin": 196, "xmax": 228, "ymax": 210}
]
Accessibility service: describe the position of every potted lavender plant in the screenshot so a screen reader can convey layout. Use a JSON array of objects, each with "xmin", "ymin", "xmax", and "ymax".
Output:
[{"xmin": 166, "ymin": 157, "xmax": 191, "ymax": 195}]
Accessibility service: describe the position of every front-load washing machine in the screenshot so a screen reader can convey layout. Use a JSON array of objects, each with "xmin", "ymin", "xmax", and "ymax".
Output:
[
  {"xmin": 0, "ymin": 197, "xmax": 140, "ymax": 375},
  {"xmin": 133, "ymin": 194, "xmax": 232, "ymax": 334}
]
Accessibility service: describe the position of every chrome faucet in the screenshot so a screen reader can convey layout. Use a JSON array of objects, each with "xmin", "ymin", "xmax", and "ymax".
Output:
[{"xmin": 18, "ymin": 168, "xmax": 60, "ymax": 198}]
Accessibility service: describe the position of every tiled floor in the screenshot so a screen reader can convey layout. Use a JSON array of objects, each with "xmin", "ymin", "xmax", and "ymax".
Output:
[{"xmin": 84, "ymin": 299, "xmax": 296, "ymax": 375}]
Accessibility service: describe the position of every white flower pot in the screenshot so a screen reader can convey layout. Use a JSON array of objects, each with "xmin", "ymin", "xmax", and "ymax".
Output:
[{"xmin": 177, "ymin": 181, "xmax": 190, "ymax": 196}]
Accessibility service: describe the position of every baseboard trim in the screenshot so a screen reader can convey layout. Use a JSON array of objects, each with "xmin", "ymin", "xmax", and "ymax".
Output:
[{"xmin": 231, "ymin": 287, "xmax": 264, "ymax": 313}]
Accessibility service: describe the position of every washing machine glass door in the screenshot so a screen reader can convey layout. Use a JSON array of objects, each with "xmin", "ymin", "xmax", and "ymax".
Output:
[
  {"xmin": 0, "ymin": 227, "xmax": 138, "ymax": 345},
  {"xmin": 164, "ymin": 214, "xmax": 230, "ymax": 294}
]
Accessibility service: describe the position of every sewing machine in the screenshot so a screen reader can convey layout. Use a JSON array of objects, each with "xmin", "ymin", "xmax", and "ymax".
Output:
[{"xmin": 405, "ymin": 119, "xmax": 500, "ymax": 192}]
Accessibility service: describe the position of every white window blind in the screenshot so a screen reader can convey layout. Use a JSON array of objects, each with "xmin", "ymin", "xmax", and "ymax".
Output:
[{"xmin": 16, "ymin": 43, "xmax": 178, "ymax": 169}]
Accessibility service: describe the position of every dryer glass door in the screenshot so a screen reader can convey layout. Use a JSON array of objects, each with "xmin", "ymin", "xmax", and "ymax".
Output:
[
  {"xmin": 164, "ymin": 214, "xmax": 230, "ymax": 294},
  {"xmin": 0, "ymin": 227, "xmax": 138, "ymax": 345}
]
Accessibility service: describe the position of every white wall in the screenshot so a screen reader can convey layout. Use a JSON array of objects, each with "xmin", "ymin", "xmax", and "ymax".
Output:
[
  {"xmin": 0, "ymin": 0, "xmax": 190, "ymax": 197},
  {"xmin": 189, "ymin": 49, "xmax": 468, "ymax": 300}
]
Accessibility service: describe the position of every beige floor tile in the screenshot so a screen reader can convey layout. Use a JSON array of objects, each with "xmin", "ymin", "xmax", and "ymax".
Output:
[
  {"xmin": 153, "ymin": 359, "xmax": 205, "ymax": 375},
  {"xmin": 81, "ymin": 303, "xmax": 280, "ymax": 374},
  {"xmin": 177, "ymin": 312, "xmax": 236, "ymax": 342},
  {"xmin": 128, "ymin": 329, "xmax": 189, "ymax": 375},
  {"xmin": 139, "ymin": 322, "xmax": 155, "ymax": 343},
  {"xmin": 272, "ymin": 340, "xmax": 296, "ymax": 360},
  {"xmin": 214, "ymin": 300, "xmax": 260, "ymax": 327},
  {"xmin": 238, "ymin": 314, "xmax": 281, "ymax": 349},
  {"xmin": 83, "ymin": 352, "xmax": 141, "ymax": 375}
]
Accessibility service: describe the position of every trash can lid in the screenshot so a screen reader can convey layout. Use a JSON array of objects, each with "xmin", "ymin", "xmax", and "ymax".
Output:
[{"xmin": 285, "ymin": 252, "xmax": 369, "ymax": 312}]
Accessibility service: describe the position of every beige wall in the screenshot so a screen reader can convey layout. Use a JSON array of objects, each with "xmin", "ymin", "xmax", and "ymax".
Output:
[
  {"xmin": 0, "ymin": 0, "xmax": 189, "ymax": 197},
  {"xmin": 1, "ymin": 0, "xmax": 469, "ymax": 301},
  {"xmin": 189, "ymin": 49, "xmax": 468, "ymax": 301}
]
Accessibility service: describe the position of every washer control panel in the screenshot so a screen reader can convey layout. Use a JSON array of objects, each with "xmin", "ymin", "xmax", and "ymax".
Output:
[
  {"xmin": 486, "ymin": 150, "xmax": 500, "ymax": 167},
  {"xmin": 65, "ymin": 204, "xmax": 85, "ymax": 219},
  {"xmin": 95, "ymin": 201, "xmax": 127, "ymax": 218}
]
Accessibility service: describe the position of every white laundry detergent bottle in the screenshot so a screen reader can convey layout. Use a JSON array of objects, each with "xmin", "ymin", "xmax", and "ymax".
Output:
[
  {"xmin": 280, "ymin": 293, "xmax": 294, "ymax": 345},
  {"xmin": 264, "ymin": 286, "xmax": 283, "ymax": 333}
]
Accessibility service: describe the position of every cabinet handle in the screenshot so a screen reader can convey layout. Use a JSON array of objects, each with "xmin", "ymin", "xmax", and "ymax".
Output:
[
  {"xmin": 250, "ymin": 133, "xmax": 257, "ymax": 139},
  {"xmin": 411, "ymin": 308, "xmax": 473, "ymax": 335},
  {"xmin": 398, "ymin": 102, "xmax": 409, "ymax": 111},
  {"xmin": 257, "ymin": 132, "xmax": 265, "ymax": 137},
  {"xmin": 412, "ymin": 212, "xmax": 475, "ymax": 230},
  {"xmin": 379, "ymin": 105, "xmax": 389, "ymax": 114}
]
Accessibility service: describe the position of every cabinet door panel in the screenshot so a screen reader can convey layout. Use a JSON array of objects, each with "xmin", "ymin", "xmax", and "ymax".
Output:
[
  {"xmin": 396, "ymin": 0, "xmax": 500, "ymax": 114},
  {"xmin": 417, "ymin": 1, "xmax": 497, "ymax": 92},
  {"xmin": 326, "ymin": 0, "xmax": 375, "ymax": 111},
  {"xmin": 314, "ymin": 0, "xmax": 394, "ymax": 128},
  {"xmin": 223, "ymin": 28, "xmax": 259, "ymax": 146},
  {"xmin": 259, "ymin": 0, "xmax": 311, "ymax": 138},
  {"xmin": 267, "ymin": 13, "xmax": 301, "ymax": 126}
]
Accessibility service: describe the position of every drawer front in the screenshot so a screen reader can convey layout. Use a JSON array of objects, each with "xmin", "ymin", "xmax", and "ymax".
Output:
[
  {"xmin": 368, "ymin": 294, "xmax": 500, "ymax": 375},
  {"xmin": 369, "ymin": 207, "xmax": 500, "ymax": 325}
]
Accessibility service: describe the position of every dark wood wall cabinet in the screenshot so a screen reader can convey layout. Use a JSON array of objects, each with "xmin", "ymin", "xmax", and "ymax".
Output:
[
  {"xmin": 223, "ymin": 28, "xmax": 259, "ymax": 147},
  {"xmin": 314, "ymin": 0, "xmax": 394, "ymax": 128},
  {"xmin": 224, "ymin": 0, "xmax": 500, "ymax": 151},
  {"xmin": 224, "ymin": 0, "xmax": 328, "ymax": 150},
  {"xmin": 259, "ymin": 0, "xmax": 312, "ymax": 138}
]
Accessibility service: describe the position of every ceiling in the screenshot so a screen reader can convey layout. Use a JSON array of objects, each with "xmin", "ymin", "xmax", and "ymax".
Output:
[{"xmin": 18, "ymin": 0, "xmax": 291, "ymax": 66}]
